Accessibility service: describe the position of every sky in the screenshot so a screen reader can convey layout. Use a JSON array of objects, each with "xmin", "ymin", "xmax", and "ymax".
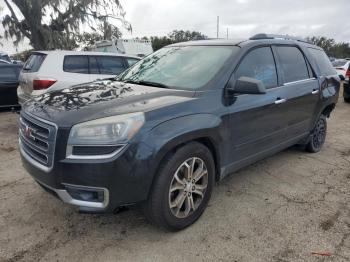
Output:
[{"xmin": 1, "ymin": 0, "xmax": 350, "ymax": 54}]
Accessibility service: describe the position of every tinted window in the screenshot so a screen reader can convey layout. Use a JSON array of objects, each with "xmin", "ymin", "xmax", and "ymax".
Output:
[
  {"xmin": 96, "ymin": 56, "xmax": 125, "ymax": 75},
  {"xmin": 275, "ymin": 46, "xmax": 309, "ymax": 83},
  {"xmin": 0, "ymin": 67, "xmax": 18, "ymax": 81},
  {"xmin": 0, "ymin": 54, "xmax": 11, "ymax": 63},
  {"xmin": 89, "ymin": 56, "xmax": 99, "ymax": 74},
  {"xmin": 309, "ymin": 48, "xmax": 337, "ymax": 76},
  {"xmin": 119, "ymin": 46, "xmax": 239, "ymax": 90},
  {"xmin": 126, "ymin": 58, "xmax": 139, "ymax": 67},
  {"xmin": 22, "ymin": 53, "xmax": 46, "ymax": 73},
  {"xmin": 63, "ymin": 56, "xmax": 89, "ymax": 74},
  {"xmin": 235, "ymin": 47, "xmax": 278, "ymax": 89}
]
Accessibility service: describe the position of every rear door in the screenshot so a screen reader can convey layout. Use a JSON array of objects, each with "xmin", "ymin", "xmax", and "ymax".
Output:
[
  {"xmin": 19, "ymin": 52, "xmax": 46, "ymax": 96},
  {"xmin": 62, "ymin": 55, "xmax": 91, "ymax": 85},
  {"xmin": 273, "ymin": 45, "xmax": 320, "ymax": 137}
]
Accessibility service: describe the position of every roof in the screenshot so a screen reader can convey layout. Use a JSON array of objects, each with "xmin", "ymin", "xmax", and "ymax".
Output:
[
  {"xmin": 32, "ymin": 50, "xmax": 140, "ymax": 59},
  {"xmin": 168, "ymin": 34, "xmax": 318, "ymax": 49},
  {"xmin": 169, "ymin": 39, "xmax": 246, "ymax": 47}
]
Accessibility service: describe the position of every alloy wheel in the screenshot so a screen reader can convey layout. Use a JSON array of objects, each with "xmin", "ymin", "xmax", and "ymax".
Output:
[
  {"xmin": 313, "ymin": 118, "xmax": 326, "ymax": 149},
  {"xmin": 168, "ymin": 157, "xmax": 208, "ymax": 219}
]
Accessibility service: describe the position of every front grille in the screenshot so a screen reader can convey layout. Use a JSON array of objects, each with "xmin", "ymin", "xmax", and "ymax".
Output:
[{"xmin": 19, "ymin": 113, "xmax": 57, "ymax": 170}]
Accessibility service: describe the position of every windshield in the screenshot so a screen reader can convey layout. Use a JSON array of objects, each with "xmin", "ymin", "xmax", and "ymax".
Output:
[{"xmin": 118, "ymin": 46, "xmax": 239, "ymax": 90}]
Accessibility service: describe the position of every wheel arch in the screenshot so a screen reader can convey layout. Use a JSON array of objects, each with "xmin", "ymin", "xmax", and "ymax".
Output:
[
  {"xmin": 151, "ymin": 135, "xmax": 222, "ymax": 187},
  {"xmin": 321, "ymin": 103, "xmax": 336, "ymax": 118},
  {"xmin": 145, "ymin": 114, "xmax": 224, "ymax": 199}
]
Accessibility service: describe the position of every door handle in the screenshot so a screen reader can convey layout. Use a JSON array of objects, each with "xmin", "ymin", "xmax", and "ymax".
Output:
[
  {"xmin": 312, "ymin": 89, "xmax": 319, "ymax": 95},
  {"xmin": 275, "ymin": 98, "xmax": 286, "ymax": 105}
]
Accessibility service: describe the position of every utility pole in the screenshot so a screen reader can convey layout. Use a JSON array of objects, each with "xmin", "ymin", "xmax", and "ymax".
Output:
[
  {"xmin": 227, "ymin": 28, "xmax": 229, "ymax": 39},
  {"xmin": 217, "ymin": 16, "xmax": 219, "ymax": 38}
]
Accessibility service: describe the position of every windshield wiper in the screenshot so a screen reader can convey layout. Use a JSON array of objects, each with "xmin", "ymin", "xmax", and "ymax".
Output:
[{"xmin": 123, "ymin": 79, "xmax": 169, "ymax": 89}]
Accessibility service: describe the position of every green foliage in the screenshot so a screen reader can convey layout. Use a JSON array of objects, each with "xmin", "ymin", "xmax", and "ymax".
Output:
[
  {"xmin": 307, "ymin": 36, "xmax": 350, "ymax": 58},
  {"xmin": 143, "ymin": 30, "xmax": 207, "ymax": 51},
  {"xmin": 78, "ymin": 23, "xmax": 123, "ymax": 50},
  {"xmin": 1, "ymin": 0, "xmax": 131, "ymax": 50}
]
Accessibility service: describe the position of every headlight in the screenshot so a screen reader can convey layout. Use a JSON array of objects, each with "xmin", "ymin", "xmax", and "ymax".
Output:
[{"xmin": 68, "ymin": 112, "xmax": 145, "ymax": 145}]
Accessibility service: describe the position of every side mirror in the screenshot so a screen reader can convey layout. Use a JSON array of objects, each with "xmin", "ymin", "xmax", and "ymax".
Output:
[{"xmin": 227, "ymin": 76, "xmax": 267, "ymax": 95}]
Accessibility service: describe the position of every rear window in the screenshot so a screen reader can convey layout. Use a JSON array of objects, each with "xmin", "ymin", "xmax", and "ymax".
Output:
[
  {"xmin": 275, "ymin": 46, "xmax": 310, "ymax": 83},
  {"xmin": 63, "ymin": 56, "xmax": 89, "ymax": 74},
  {"xmin": 96, "ymin": 56, "xmax": 126, "ymax": 75},
  {"xmin": 22, "ymin": 53, "xmax": 46, "ymax": 73},
  {"xmin": 308, "ymin": 48, "xmax": 337, "ymax": 76}
]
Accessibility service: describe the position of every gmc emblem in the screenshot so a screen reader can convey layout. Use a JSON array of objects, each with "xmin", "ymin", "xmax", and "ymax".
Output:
[{"xmin": 24, "ymin": 125, "xmax": 36, "ymax": 140}]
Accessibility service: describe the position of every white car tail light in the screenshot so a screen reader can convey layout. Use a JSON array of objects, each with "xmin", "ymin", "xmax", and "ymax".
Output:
[{"xmin": 33, "ymin": 78, "xmax": 57, "ymax": 90}]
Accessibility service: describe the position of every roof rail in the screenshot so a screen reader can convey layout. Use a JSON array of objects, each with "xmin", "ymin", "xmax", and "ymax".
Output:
[{"xmin": 249, "ymin": 33, "xmax": 310, "ymax": 44}]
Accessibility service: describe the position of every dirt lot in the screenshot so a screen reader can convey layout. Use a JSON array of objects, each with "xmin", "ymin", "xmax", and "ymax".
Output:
[{"xmin": 0, "ymin": 95, "xmax": 349, "ymax": 262}]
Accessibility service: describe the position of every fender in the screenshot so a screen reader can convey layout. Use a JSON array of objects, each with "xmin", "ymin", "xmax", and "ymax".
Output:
[{"xmin": 144, "ymin": 113, "xmax": 225, "ymax": 180}]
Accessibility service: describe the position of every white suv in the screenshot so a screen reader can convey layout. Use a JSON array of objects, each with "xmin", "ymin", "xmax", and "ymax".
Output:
[{"xmin": 17, "ymin": 50, "xmax": 140, "ymax": 105}]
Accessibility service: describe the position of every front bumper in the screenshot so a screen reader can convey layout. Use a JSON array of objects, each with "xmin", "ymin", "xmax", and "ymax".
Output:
[
  {"xmin": 19, "ymin": 113, "xmax": 157, "ymax": 213},
  {"xmin": 36, "ymin": 179, "xmax": 109, "ymax": 210},
  {"xmin": 21, "ymin": 143, "xmax": 154, "ymax": 212}
]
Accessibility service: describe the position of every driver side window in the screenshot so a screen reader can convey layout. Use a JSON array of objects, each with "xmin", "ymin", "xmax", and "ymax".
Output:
[{"xmin": 235, "ymin": 47, "xmax": 278, "ymax": 89}]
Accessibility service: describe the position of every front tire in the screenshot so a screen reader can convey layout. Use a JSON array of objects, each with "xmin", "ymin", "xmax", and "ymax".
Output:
[
  {"xmin": 306, "ymin": 115, "xmax": 327, "ymax": 153},
  {"xmin": 143, "ymin": 142, "xmax": 215, "ymax": 231}
]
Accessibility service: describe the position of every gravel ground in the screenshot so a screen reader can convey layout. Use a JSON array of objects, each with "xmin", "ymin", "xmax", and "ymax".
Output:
[{"xmin": 0, "ymin": 94, "xmax": 349, "ymax": 262}]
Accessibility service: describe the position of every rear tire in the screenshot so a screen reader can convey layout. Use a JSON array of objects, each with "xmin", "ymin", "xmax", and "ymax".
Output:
[
  {"xmin": 306, "ymin": 115, "xmax": 327, "ymax": 153},
  {"xmin": 143, "ymin": 142, "xmax": 215, "ymax": 231}
]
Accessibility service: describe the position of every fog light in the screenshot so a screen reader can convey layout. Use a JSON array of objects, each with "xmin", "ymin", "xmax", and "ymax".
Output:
[{"xmin": 65, "ymin": 186, "xmax": 105, "ymax": 203}]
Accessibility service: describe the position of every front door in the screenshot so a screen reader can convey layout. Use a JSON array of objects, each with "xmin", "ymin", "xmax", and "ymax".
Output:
[{"xmin": 224, "ymin": 46, "xmax": 289, "ymax": 174}]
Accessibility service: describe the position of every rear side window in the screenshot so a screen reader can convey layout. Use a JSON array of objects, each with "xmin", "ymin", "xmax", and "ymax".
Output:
[
  {"xmin": 63, "ymin": 56, "xmax": 89, "ymax": 74},
  {"xmin": 96, "ymin": 56, "xmax": 126, "ymax": 75},
  {"xmin": 275, "ymin": 46, "xmax": 309, "ymax": 83},
  {"xmin": 308, "ymin": 48, "xmax": 337, "ymax": 76},
  {"xmin": 0, "ymin": 67, "xmax": 18, "ymax": 81},
  {"xmin": 126, "ymin": 58, "xmax": 139, "ymax": 67},
  {"xmin": 0, "ymin": 54, "xmax": 11, "ymax": 63},
  {"xmin": 235, "ymin": 47, "xmax": 278, "ymax": 89},
  {"xmin": 22, "ymin": 53, "xmax": 46, "ymax": 73}
]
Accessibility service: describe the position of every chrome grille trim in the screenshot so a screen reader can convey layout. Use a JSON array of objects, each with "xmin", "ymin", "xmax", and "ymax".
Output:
[{"xmin": 19, "ymin": 113, "xmax": 58, "ymax": 173}]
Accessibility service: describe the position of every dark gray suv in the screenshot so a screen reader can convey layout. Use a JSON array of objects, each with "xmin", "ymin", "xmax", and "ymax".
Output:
[{"xmin": 20, "ymin": 34, "xmax": 340, "ymax": 231}]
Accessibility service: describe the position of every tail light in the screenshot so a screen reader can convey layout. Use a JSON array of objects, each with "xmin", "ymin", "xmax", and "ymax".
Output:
[
  {"xmin": 346, "ymin": 69, "xmax": 350, "ymax": 78},
  {"xmin": 33, "ymin": 78, "xmax": 57, "ymax": 90}
]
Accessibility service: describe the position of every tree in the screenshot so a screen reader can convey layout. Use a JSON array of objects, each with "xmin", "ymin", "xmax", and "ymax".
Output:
[
  {"xmin": 146, "ymin": 30, "xmax": 208, "ymax": 51},
  {"xmin": 78, "ymin": 23, "xmax": 123, "ymax": 50},
  {"xmin": 1, "ymin": 0, "xmax": 131, "ymax": 50},
  {"xmin": 306, "ymin": 36, "xmax": 350, "ymax": 58},
  {"xmin": 168, "ymin": 30, "xmax": 206, "ymax": 42}
]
